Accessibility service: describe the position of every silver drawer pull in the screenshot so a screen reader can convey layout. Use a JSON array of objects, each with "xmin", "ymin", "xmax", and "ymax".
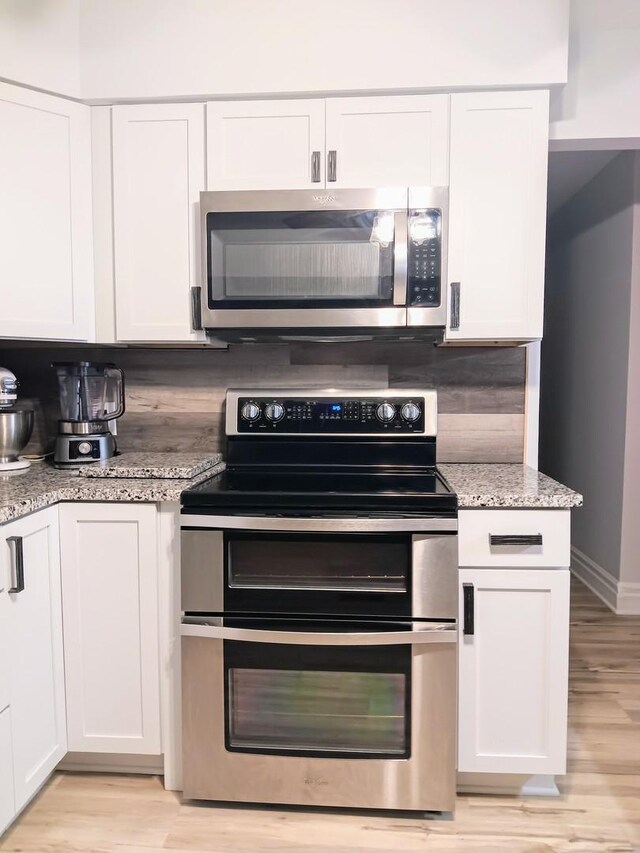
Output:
[{"xmin": 489, "ymin": 534, "xmax": 543, "ymax": 547}]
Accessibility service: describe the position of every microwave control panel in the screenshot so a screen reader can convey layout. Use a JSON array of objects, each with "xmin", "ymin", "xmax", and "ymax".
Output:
[
  {"xmin": 236, "ymin": 396, "xmax": 426, "ymax": 434},
  {"xmin": 408, "ymin": 208, "xmax": 441, "ymax": 307}
]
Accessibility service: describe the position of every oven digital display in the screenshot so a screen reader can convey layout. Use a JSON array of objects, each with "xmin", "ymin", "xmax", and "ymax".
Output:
[{"xmin": 317, "ymin": 403, "xmax": 343, "ymax": 417}]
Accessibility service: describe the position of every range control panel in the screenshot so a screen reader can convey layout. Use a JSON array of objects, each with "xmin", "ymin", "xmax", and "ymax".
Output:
[{"xmin": 234, "ymin": 395, "xmax": 427, "ymax": 435}]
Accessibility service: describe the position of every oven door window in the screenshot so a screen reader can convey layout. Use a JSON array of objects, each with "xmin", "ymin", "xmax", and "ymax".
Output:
[
  {"xmin": 225, "ymin": 533, "xmax": 412, "ymax": 618},
  {"xmin": 224, "ymin": 634, "xmax": 411, "ymax": 759},
  {"xmin": 207, "ymin": 209, "xmax": 397, "ymax": 308}
]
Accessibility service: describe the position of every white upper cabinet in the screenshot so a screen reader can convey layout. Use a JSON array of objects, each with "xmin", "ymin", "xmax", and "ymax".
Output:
[
  {"xmin": 325, "ymin": 95, "xmax": 449, "ymax": 188},
  {"xmin": 4, "ymin": 507, "xmax": 67, "ymax": 812},
  {"xmin": 0, "ymin": 83, "xmax": 94, "ymax": 341},
  {"xmin": 112, "ymin": 104, "xmax": 206, "ymax": 342},
  {"xmin": 207, "ymin": 99, "xmax": 326, "ymax": 190},
  {"xmin": 446, "ymin": 90, "xmax": 549, "ymax": 341}
]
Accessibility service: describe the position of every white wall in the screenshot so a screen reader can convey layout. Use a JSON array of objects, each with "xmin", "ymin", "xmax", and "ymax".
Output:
[
  {"xmin": 0, "ymin": 0, "xmax": 80, "ymax": 98},
  {"xmin": 620, "ymin": 157, "xmax": 640, "ymax": 589},
  {"xmin": 549, "ymin": 0, "xmax": 640, "ymax": 147},
  {"xmin": 541, "ymin": 151, "xmax": 640, "ymax": 612},
  {"xmin": 77, "ymin": 0, "xmax": 569, "ymax": 102}
]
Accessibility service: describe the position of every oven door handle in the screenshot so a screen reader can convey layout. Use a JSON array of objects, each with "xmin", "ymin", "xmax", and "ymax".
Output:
[
  {"xmin": 182, "ymin": 514, "xmax": 457, "ymax": 533},
  {"xmin": 181, "ymin": 622, "xmax": 456, "ymax": 646}
]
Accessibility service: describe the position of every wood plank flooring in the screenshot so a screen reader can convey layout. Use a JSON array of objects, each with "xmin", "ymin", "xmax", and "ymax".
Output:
[{"xmin": 2, "ymin": 580, "xmax": 639, "ymax": 853}]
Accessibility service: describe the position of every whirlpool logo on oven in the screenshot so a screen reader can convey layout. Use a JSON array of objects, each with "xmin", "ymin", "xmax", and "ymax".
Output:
[{"xmin": 304, "ymin": 775, "xmax": 329, "ymax": 788}]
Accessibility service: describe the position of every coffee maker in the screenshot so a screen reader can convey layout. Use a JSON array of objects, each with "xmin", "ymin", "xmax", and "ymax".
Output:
[{"xmin": 53, "ymin": 362, "xmax": 125, "ymax": 465}]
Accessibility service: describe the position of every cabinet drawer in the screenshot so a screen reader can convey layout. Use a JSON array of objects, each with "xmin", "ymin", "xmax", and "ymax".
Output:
[{"xmin": 458, "ymin": 509, "xmax": 571, "ymax": 568}]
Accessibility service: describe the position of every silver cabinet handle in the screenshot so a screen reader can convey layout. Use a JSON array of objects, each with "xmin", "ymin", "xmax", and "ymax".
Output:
[
  {"xmin": 327, "ymin": 149, "xmax": 337, "ymax": 182},
  {"xmin": 190, "ymin": 286, "xmax": 202, "ymax": 331},
  {"xmin": 7, "ymin": 536, "xmax": 24, "ymax": 594},
  {"xmin": 450, "ymin": 282, "xmax": 461, "ymax": 330},
  {"xmin": 182, "ymin": 621, "xmax": 456, "ymax": 646},
  {"xmin": 311, "ymin": 150, "xmax": 321, "ymax": 183},
  {"xmin": 489, "ymin": 534, "xmax": 543, "ymax": 546}
]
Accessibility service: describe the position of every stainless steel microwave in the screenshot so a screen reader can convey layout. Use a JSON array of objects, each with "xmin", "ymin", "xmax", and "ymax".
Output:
[{"xmin": 198, "ymin": 187, "xmax": 448, "ymax": 337}]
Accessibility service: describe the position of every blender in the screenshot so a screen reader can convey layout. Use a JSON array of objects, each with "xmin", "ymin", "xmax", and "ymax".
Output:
[{"xmin": 53, "ymin": 362, "xmax": 125, "ymax": 465}]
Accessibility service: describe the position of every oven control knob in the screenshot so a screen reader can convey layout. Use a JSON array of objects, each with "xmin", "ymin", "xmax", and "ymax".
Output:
[
  {"xmin": 265, "ymin": 402, "xmax": 285, "ymax": 422},
  {"xmin": 376, "ymin": 402, "xmax": 396, "ymax": 423},
  {"xmin": 401, "ymin": 402, "xmax": 421, "ymax": 423},
  {"xmin": 241, "ymin": 401, "xmax": 261, "ymax": 422}
]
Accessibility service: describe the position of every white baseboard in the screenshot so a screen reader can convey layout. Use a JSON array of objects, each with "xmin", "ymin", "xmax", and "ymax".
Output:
[{"xmin": 571, "ymin": 546, "xmax": 640, "ymax": 615}]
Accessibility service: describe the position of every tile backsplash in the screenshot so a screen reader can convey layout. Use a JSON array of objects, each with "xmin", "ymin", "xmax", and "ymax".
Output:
[{"xmin": 0, "ymin": 341, "xmax": 526, "ymax": 463}]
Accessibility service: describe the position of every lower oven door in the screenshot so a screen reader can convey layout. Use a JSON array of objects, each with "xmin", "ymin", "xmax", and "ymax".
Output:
[{"xmin": 181, "ymin": 619, "xmax": 456, "ymax": 811}]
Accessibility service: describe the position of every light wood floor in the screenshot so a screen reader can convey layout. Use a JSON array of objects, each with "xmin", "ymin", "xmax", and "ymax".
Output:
[{"xmin": 2, "ymin": 580, "xmax": 639, "ymax": 853}]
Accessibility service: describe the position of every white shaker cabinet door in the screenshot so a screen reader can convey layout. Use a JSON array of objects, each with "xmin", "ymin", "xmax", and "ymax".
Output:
[
  {"xmin": 446, "ymin": 90, "xmax": 549, "ymax": 341},
  {"xmin": 0, "ymin": 82, "xmax": 94, "ymax": 341},
  {"xmin": 325, "ymin": 95, "xmax": 449, "ymax": 188},
  {"xmin": 0, "ymin": 707, "xmax": 14, "ymax": 837},
  {"xmin": 207, "ymin": 99, "xmax": 326, "ymax": 190},
  {"xmin": 59, "ymin": 503, "xmax": 161, "ymax": 755},
  {"xmin": 112, "ymin": 103, "xmax": 206, "ymax": 342},
  {"xmin": 458, "ymin": 568, "xmax": 570, "ymax": 775},
  {"xmin": 5, "ymin": 506, "xmax": 67, "ymax": 811}
]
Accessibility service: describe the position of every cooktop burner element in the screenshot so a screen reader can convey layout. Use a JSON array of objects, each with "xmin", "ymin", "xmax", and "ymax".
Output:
[{"xmin": 181, "ymin": 388, "xmax": 456, "ymax": 516}]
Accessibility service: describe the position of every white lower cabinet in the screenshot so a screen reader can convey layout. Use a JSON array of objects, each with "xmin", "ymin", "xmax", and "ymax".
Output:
[
  {"xmin": 0, "ymin": 707, "xmax": 14, "ymax": 836},
  {"xmin": 59, "ymin": 504, "xmax": 161, "ymax": 754},
  {"xmin": 458, "ymin": 567, "xmax": 570, "ymax": 775},
  {"xmin": 3, "ymin": 506, "xmax": 67, "ymax": 814}
]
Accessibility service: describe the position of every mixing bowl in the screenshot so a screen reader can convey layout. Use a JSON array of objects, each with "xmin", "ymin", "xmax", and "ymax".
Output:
[{"xmin": 0, "ymin": 409, "xmax": 34, "ymax": 464}]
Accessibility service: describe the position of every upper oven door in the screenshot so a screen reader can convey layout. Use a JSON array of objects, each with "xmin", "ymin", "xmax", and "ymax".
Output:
[
  {"xmin": 181, "ymin": 518, "xmax": 458, "ymax": 620},
  {"xmin": 199, "ymin": 188, "xmax": 408, "ymax": 329}
]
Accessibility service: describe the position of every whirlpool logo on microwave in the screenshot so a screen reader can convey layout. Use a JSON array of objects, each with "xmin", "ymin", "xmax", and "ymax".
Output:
[{"xmin": 312, "ymin": 195, "xmax": 336, "ymax": 204}]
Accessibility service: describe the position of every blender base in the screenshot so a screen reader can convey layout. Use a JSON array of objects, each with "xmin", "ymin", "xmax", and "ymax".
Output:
[{"xmin": 54, "ymin": 432, "xmax": 116, "ymax": 464}]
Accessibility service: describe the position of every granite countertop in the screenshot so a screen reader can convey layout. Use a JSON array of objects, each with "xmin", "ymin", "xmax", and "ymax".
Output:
[
  {"xmin": 0, "ymin": 458, "xmax": 581, "ymax": 526},
  {"xmin": 0, "ymin": 455, "xmax": 226, "ymax": 525},
  {"xmin": 76, "ymin": 452, "xmax": 223, "ymax": 479},
  {"xmin": 440, "ymin": 463, "xmax": 583, "ymax": 509}
]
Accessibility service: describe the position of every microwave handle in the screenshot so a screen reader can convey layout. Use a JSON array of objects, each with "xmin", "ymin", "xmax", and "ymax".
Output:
[
  {"xmin": 392, "ymin": 210, "xmax": 409, "ymax": 306},
  {"xmin": 181, "ymin": 621, "xmax": 456, "ymax": 646}
]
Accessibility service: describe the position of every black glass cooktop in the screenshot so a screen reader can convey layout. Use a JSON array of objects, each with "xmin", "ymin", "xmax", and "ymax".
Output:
[{"xmin": 181, "ymin": 467, "xmax": 457, "ymax": 516}]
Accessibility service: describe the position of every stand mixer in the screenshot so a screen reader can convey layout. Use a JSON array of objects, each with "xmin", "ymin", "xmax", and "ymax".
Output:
[{"xmin": 0, "ymin": 367, "xmax": 34, "ymax": 471}]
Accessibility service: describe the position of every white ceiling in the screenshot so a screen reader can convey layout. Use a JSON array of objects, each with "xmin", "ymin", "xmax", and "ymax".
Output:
[{"xmin": 547, "ymin": 150, "xmax": 618, "ymax": 216}]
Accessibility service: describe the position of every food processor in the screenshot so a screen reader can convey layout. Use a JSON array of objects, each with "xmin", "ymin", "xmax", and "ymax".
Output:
[
  {"xmin": 0, "ymin": 367, "xmax": 34, "ymax": 471},
  {"xmin": 53, "ymin": 362, "xmax": 125, "ymax": 465}
]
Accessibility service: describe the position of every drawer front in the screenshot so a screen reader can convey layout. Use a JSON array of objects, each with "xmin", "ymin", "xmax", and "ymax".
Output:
[{"xmin": 458, "ymin": 509, "xmax": 571, "ymax": 568}]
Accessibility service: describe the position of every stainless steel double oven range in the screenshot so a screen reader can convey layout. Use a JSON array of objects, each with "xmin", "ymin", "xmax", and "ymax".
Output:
[{"xmin": 180, "ymin": 388, "xmax": 458, "ymax": 812}]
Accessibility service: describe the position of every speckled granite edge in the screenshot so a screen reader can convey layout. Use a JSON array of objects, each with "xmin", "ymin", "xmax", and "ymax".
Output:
[
  {"xmin": 0, "ymin": 462, "xmax": 226, "ymax": 525},
  {"xmin": 77, "ymin": 452, "xmax": 224, "ymax": 479},
  {"xmin": 440, "ymin": 463, "xmax": 583, "ymax": 509}
]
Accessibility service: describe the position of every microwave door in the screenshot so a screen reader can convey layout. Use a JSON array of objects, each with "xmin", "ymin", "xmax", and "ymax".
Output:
[{"xmin": 200, "ymin": 196, "xmax": 409, "ymax": 330}]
